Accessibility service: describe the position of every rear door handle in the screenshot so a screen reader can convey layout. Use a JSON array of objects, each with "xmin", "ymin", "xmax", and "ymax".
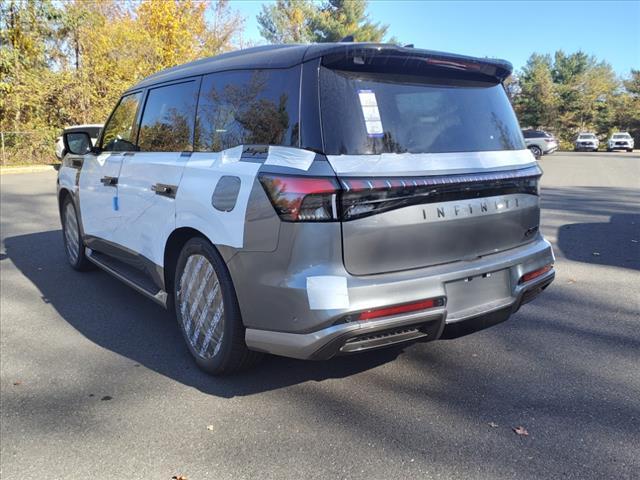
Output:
[
  {"xmin": 151, "ymin": 183, "xmax": 178, "ymax": 198},
  {"xmin": 100, "ymin": 176, "xmax": 118, "ymax": 186}
]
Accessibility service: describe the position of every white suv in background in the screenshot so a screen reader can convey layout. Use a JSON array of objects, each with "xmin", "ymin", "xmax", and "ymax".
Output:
[
  {"xmin": 574, "ymin": 133, "xmax": 599, "ymax": 152},
  {"xmin": 607, "ymin": 132, "xmax": 634, "ymax": 152}
]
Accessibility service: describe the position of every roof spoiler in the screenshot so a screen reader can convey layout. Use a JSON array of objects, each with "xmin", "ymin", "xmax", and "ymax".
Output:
[{"xmin": 305, "ymin": 44, "xmax": 513, "ymax": 81}]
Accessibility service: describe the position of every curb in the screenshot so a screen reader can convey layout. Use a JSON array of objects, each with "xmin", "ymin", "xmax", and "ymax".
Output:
[{"xmin": 0, "ymin": 165, "xmax": 57, "ymax": 175}]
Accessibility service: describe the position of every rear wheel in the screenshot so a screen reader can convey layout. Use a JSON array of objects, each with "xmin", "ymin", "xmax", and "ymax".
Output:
[
  {"xmin": 61, "ymin": 196, "xmax": 92, "ymax": 271},
  {"xmin": 174, "ymin": 237, "xmax": 261, "ymax": 375},
  {"xmin": 528, "ymin": 145, "xmax": 542, "ymax": 159}
]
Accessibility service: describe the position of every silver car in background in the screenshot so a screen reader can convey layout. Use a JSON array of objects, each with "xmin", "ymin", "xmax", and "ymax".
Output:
[
  {"xmin": 522, "ymin": 129, "xmax": 558, "ymax": 158},
  {"xmin": 574, "ymin": 132, "xmax": 599, "ymax": 151},
  {"xmin": 607, "ymin": 132, "xmax": 634, "ymax": 152}
]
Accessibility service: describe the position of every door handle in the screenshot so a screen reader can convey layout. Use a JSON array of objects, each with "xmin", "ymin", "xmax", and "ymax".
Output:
[
  {"xmin": 100, "ymin": 176, "xmax": 118, "ymax": 186},
  {"xmin": 151, "ymin": 183, "xmax": 178, "ymax": 198}
]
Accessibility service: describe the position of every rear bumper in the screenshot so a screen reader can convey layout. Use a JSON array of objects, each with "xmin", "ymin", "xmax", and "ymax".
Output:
[{"xmin": 244, "ymin": 237, "xmax": 555, "ymax": 360}]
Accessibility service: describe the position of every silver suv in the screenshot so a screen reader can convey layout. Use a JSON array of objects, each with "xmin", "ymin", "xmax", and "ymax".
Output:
[
  {"xmin": 522, "ymin": 129, "xmax": 558, "ymax": 158},
  {"xmin": 58, "ymin": 44, "xmax": 555, "ymax": 374}
]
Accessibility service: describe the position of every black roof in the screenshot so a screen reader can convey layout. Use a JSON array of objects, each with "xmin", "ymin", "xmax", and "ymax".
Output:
[{"xmin": 127, "ymin": 43, "xmax": 513, "ymax": 92}]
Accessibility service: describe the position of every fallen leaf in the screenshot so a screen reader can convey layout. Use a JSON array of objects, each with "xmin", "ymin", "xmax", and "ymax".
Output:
[
  {"xmin": 631, "ymin": 240, "xmax": 638, "ymax": 243},
  {"xmin": 172, "ymin": 476, "xmax": 188, "ymax": 480},
  {"xmin": 567, "ymin": 278, "xmax": 577, "ymax": 284},
  {"xmin": 592, "ymin": 252, "xmax": 600, "ymax": 256},
  {"xmin": 88, "ymin": 394, "xmax": 94, "ymax": 397},
  {"xmin": 101, "ymin": 395, "xmax": 112, "ymax": 401},
  {"xmin": 513, "ymin": 426, "xmax": 529, "ymax": 436},
  {"xmin": 488, "ymin": 422, "xmax": 498, "ymax": 428},
  {"xmin": 206, "ymin": 425, "xmax": 214, "ymax": 431},
  {"xmin": 13, "ymin": 380, "xmax": 22, "ymax": 386}
]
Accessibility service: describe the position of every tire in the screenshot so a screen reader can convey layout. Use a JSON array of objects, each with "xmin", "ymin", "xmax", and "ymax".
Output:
[
  {"xmin": 61, "ymin": 196, "xmax": 93, "ymax": 271},
  {"xmin": 174, "ymin": 237, "xmax": 262, "ymax": 375},
  {"xmin": 627, "ymin": 149, "xmax": 633, "ymax": 153},
  {"xmin": 607, "ymin": 148, "xmax": 612, "ymax": 152},
  {"xmin": 528, "ymin": 145, "xmax": 542, "ymax": 159}
]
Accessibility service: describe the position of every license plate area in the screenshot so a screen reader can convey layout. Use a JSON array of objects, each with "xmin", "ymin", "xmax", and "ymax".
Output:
[{"xmin": 445, "ymin": 269, "xmax": 512, "ymax": 322}]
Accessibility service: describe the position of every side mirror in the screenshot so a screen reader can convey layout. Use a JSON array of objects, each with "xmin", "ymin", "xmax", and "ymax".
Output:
[{"xmin": 63, "ymin": 131, "xmax": 94, "ymax": 155}]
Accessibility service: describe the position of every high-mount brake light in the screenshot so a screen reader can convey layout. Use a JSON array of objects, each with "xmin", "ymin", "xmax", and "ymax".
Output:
[
  {"xmin": 519, "ymin": 264, "xmax": 553, "ymax": 284},
  {"xmin": 259, "ymin": 174, "xmax": 340, "ymax": 222}
]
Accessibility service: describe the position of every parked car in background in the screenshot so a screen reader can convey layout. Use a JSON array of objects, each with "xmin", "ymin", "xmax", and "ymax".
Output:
[
  {"xmin": 55, "ymin": 124, "xmax": 102, "ymax": 160},
  {"xmin": 57, "ymin": 43, "xmax": 554, "ymax": 374},
  {"xmin": 607, "ymin": 132, "xmax": 634, "ymax": 152},
  {"xmin": 574, "ymin": 133, "xmax": 599, "ymax": 152},
  {"xmin": 522, "ymin": 129, "xmax": 558, "ymax": 159}
]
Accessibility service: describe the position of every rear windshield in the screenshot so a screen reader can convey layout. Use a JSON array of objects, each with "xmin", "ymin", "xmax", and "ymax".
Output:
[{"xmin": 320, "ymin": 67, "xmax": 525, "ymax": 155}]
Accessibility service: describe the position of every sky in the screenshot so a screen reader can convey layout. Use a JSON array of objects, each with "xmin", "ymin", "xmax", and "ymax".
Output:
[{"xmin": 231, "ymin": 0, "xmax": 640, "ymax": 76}]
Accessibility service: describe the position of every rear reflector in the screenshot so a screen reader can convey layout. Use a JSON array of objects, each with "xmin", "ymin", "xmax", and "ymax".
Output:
[
  {"xmin": 357, "ymin": 297, "xmax": 445, "ymax": 321},
  {"xmin": 519, "ymin": 264, "xmax": 553, "ymax": 284}
]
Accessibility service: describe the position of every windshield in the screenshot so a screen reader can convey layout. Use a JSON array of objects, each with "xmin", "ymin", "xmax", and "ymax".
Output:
[
  {"xmin": 579, "ymin": 134, "xmax": 596, "ymax": 139},
  {"xmin": 613, "ymin": 134, "xmax": 630, "ymax": 139},
  {"xmin": 320, "ymin": 68, "xmax": 525, "ymax": 155}
]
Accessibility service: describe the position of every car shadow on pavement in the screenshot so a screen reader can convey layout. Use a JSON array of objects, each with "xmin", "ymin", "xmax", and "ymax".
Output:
[
  {"xmin": 541, "ymin": 186, "xmax": 640, "ymax": 271},
  {"xmin": 4, "ymin": 230, "xmax": 404, "ymax": 398},
  {"xmin": 557, "ymin": 213, "xmax": 640, "ymax": 271}
]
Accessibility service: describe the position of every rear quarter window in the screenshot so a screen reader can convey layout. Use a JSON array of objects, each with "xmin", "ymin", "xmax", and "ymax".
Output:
[{"xmin": 195, "ymin": 67, "xmax": 300, "ymax": 152}]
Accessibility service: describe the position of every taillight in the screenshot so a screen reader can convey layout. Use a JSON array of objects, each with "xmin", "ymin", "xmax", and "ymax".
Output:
[
  {"xmin": 519, "ymin": 264, "xmax": 553, "ymax": 284},
  {"xmin": 259, "ymin": 174, "xmax": 339, "ymax": 222},
  {"xmin": 340, "ymin": 167, "xmax": 541, "ymax": 221},
  {"xmin": 346, "ymin": 296, "xmax": 446, "ymax": 322},
  {"xmin": 260, "ymin": 166, "xmax": 541, "ymax": 222}
]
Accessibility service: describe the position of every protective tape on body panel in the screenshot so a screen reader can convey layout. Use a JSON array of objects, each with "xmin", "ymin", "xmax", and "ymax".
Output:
[
  {"xmin": 177, "ymin": 147, "xmax": 261, "ymax": 249},
  {"xmin": 264, "ymin": 146, "xmax": 316, "ymax": 171},
  {"xmin": 306, "ymin": 276, "xmax": 349, "ymax": 310},
  {"xmin": 326, "ymin": 149, "xmax": 537, "ymax": 177}
]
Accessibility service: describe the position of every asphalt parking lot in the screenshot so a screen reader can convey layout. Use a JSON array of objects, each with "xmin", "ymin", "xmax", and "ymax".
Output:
[{"xmin": 1, "ymin": 151, "xmax": 639, "ymax": 479}]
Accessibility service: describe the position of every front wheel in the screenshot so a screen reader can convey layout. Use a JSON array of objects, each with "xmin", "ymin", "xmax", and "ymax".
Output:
[
  {"xmin": 627, "ymin": 148, "xmax": 633, "ymax": 153},
  {"xmin": 174, "ymin": 237, "xmax": 262, "ymax": 375}
]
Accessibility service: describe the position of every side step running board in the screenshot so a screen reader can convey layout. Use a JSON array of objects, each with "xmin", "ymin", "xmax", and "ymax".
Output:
[{"xmin": 86, "ymin": 248, "xmax": 168, "ymax": 308}]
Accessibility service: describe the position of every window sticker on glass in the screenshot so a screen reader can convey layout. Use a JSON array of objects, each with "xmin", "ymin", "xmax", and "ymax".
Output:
[{"xmin": 358, "ymin": 90, "xmax": 384, "ymax": 137}]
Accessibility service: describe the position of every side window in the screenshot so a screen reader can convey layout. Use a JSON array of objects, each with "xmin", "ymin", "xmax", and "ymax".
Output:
[
  {"xmin": 195, "ymin": 67, "xmax": 300, "ymax": 152},
  {"xmin": 137, "ymin": 81, "xmax": 199, "ymax": 152},
  {"xmin": 101, "ymin": 92, "xmax": 143, "ymax": 151}
]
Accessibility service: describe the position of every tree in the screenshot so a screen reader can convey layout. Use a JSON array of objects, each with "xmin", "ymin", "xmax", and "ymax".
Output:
[
  {"xmin": 514, "ymin": 53, "xmax": 558, "ymax": 130},
  {"xmin": 257, "ymin": 0, "xmax": 315, "ymax": 44},
  {"xmin": 310, "ymin": 0, "xmax": 388, "ymax": 42},
  {"xmin": 257, "ymin": 0, "xmax": 389, "ymax": 44}
]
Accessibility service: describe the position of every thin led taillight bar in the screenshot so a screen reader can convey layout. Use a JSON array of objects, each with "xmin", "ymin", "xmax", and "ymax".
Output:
[
  {"xmin": 340, "ymin": 165, "xmax": 542, "ymax": 192},
  {"xmin": 356, "ymin": 297, "xmax": 445, "ymax": 321},
  {"xmin": 519, "ymin": 264, "xmax": 553, "ymax": 284}
]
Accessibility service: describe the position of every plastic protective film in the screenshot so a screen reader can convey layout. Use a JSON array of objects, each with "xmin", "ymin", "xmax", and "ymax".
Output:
[
  {"xmin": 176, "ymin": 145, "xmax": 260, "ymax": 249},
  {"xmin": 306, "ymin": 276, "xmax": 350, "ymax": 310},
  {"xmin": 264, "ymin": 146, "xmax": 316, "ymax": 171},
  {"xmin": 326, "ymin": 149, "xmax": 537, "ymax": 177}
]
